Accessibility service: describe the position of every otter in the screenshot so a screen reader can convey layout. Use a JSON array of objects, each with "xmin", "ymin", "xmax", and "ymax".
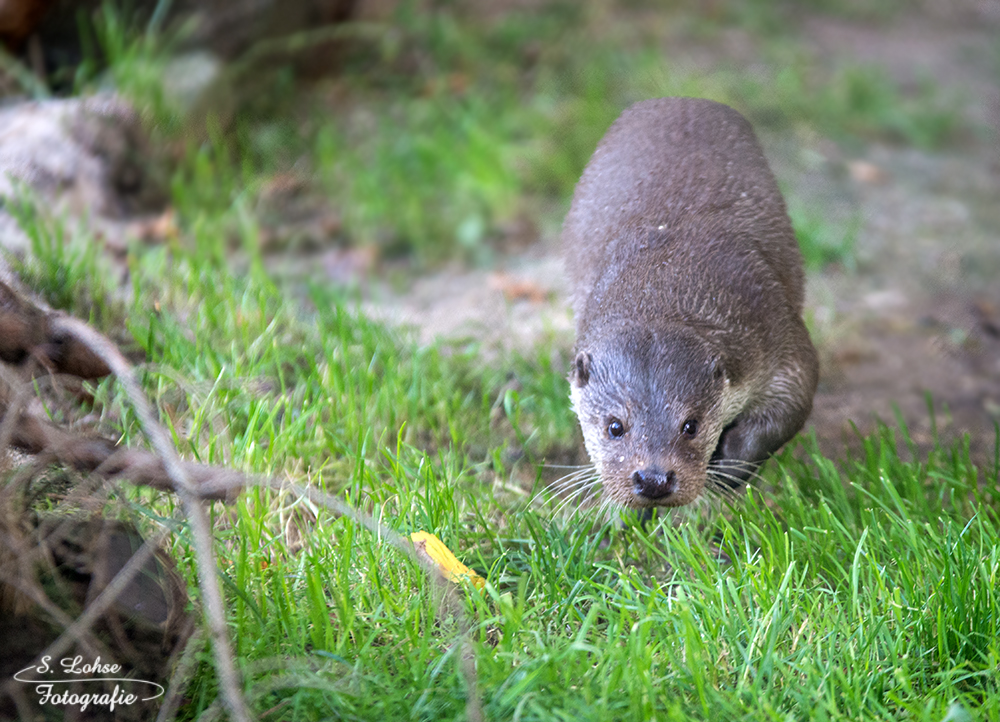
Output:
[{"xmin": 563, "ymin": 97, "xmax": 819, "ymax": 509}]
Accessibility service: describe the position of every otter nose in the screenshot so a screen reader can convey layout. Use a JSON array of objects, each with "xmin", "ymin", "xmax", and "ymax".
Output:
[{"xmin": 631, "ymin": 468, "xmax": 677, "ymax": 500}]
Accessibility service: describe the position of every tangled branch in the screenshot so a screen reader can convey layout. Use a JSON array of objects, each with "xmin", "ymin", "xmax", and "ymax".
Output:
[{"xmin": 0, "ymin": 279, "xmax": 483, "ymax": 721}]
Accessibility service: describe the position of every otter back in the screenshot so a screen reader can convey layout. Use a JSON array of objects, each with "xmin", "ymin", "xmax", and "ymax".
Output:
[{"xmin": 563, "ymin": 97, "xmax": 818, "ymax": 509}]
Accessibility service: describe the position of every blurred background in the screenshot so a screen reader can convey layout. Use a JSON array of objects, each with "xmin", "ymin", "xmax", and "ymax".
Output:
[{"xmin": 2, "ymin": 0, "xmax": 999, "ymax": 464}]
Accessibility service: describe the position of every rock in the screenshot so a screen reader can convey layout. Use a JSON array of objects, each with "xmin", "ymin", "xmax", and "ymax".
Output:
[{"xmin": 0, "ymin": 94, "xmax": 164, "ymax": 256}]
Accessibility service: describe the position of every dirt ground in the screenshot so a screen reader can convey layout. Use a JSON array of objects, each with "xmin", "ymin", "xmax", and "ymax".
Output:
[{"xmin": 362, "ymin": 7, "xmax": 1000, "ymax": 472}]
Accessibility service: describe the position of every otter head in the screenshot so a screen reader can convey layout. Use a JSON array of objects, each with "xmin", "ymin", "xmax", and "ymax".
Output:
[{"xmin": 569, "ymin": 323, "xmax": 732, "ymax": 508}]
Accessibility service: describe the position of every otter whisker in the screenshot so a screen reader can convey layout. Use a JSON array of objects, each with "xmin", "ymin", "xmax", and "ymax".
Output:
[
  {"xmin": 713, "ymin": 457, "xmax": 760, "ymax": 467},
  {"xmin": 551, "ymin": 484, "xmax": 596, "ymax": 505},
  {"xmin": 550, "ymin": 463, "xmax": 597, "ymax": 479},
  {"xmin": 706, "ymin": 466, "xmax": 752, "ymax": 485},
  {"xmin": 704, "ymin": 474, "xmax": 748, "ymax": 495},
  {"xmin": 705, "ymin": 468, "xmax": 762, "ymax": 500},
  {"xmin": 551, "ymin": 478, "xmax": 601, "ymax": 517},
  {"xmin": 550, "ymin": 466, "xmax": 598, "ymax": 484},
  {"xmin": 709, "ymin": 457, "xmax": 760, "ymax": 470},
  {"xmin": 549, "ymin": 473, "xmax": 600, "ymax": 499},
  {"xmin": 527, "ymin": 470, "xmax": 598, "ymax": 515},
  {"xmin": 548, "ymin": 466, "xmax": 598, "ymax": 492},
  {"xmin": 548, "ymin": 479, "xmax": 587, "ymax": 498},
  {"xmin": 552, "ymin": 490, "xmax": 586, "ymax": 518},
  {"xmin": 705, "ymin": 475, "xmax": 745, "ymax": 501},
  {"xmin": 551, "ymin": 486, "xmax": 583, "ymax": 514},
  {"xmin": 710, "ymin": 458, "xmax": 762, "ymax": 473},
  {"xmin": 598, "ymin": 498, "xmax": 618, "ymax": 525},
  {"xmin": 708, "ymin": 459, "xmax": 766, "ymax": 485}
]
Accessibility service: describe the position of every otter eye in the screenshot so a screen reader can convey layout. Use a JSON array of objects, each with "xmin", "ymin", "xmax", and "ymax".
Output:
[
  {"xmin": 682, "ymin": 419, "xmax": 699, "ymax": 437},
  {"xmin": 607, "ymin": 418, "xmax": 626, "ymax": 439}
]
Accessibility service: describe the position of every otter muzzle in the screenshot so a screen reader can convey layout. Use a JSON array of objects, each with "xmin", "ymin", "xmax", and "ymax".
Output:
[{"xmin": 631, "ymin": 468, "xmax": 677, "ymax": 501}]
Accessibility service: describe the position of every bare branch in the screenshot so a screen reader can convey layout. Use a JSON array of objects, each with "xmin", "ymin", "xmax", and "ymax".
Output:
[
  {"xmin": 0, "ymin": 304, "xmax": 482, "ymax": 720},
  {"xmin": 49, "ymin": 316, "xmax": 252, "ymax": 722}
]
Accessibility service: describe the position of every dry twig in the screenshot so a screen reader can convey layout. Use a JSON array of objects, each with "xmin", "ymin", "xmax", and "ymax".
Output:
[
  {"xmin": 0, "ymin": 282, "xmax": 483, "ymax": 721},
  {"xmin": 48, "ymin": 316, "xmax": 253, "ymax": 722}
]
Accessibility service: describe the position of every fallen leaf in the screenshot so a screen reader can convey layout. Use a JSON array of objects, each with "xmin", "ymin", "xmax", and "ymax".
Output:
[
  {"xmin": 130, "ymin": 208, "xmax": 179, "ymax": 243},
  {"xmin": 847, "ymin": 159, "xmax": 888, "ymax": 185},
  {"xmin": 489, "ymin": 273, "xmax": 547, "ymax": 303},
  {"xmin": 410, "ymin": 531, "xmax": 485, "ymax": 590}
]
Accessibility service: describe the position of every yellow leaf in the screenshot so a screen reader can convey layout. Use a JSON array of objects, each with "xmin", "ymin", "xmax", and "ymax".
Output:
[{"xmin": 410, "ymin": 531, "xmax": 485, "ymax": 590}]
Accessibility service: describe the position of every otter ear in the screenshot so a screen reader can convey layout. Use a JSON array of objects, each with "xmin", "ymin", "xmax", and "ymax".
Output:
[
  {"xmin": 572, "ymin": 351, "xmax": 592, "ymax": 388},
  {"xmin": 711, "ymin": 358, "xmax": 727, "ymax": 383}
]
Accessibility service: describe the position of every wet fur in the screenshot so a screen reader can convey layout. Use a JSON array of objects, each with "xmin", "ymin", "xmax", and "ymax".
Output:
[{"xmin": 563, "ymin": 97, "xmax": 819, "ymax": 508}]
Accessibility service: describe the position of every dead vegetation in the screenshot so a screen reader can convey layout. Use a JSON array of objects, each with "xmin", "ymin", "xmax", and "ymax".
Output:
[{"xmin": 0, "ymin": 279, "xmax": 482, "ymax": 722}]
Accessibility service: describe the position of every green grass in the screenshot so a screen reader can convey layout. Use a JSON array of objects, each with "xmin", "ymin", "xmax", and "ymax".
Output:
[
  {"xmin": 7, "ymin": 2, "xmax": 998, "ymax": 719},
  {"xmin": 787, "ymin": 199, "xmax": 860, "ymax": 272},
  {"xmin": 13, "ymin": 174, "xmax": 1000, "ymax": 721},
  {"xmin": 5, "ymin": 193, "xmax": 128, "ymax": 331}
]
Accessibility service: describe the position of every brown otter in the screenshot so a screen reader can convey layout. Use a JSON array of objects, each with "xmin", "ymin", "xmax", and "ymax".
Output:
[{"xmin": 563, "ymin": 97, "xmax": 819, "ymax": 509}]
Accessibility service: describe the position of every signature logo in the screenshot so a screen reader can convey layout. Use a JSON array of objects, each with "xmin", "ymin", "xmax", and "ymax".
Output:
[{"xmin": 13, "ymin": 656, "xmax": 164, "ymax": 712}]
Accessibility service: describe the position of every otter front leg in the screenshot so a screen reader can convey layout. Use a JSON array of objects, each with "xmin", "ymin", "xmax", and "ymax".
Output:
[
  {"xmin": 710, "ymin": 376, "xmax": 815, "ymax": 487},
  {"xmin": 709, "ymin": 416, "xmax": 774, "ymax": 487}
]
